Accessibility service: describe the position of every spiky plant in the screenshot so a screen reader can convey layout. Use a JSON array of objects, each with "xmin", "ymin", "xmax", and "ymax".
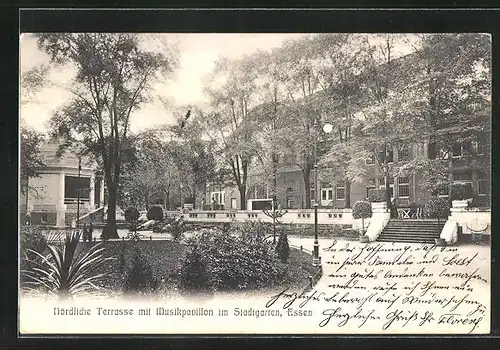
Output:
[{"xmin": 21, "ymin": 230, "xmax": 113, "ymax": 299}]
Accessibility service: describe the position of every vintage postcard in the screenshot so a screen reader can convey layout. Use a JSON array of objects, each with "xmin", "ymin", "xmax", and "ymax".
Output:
[{"xmin": 19, "ymin": 32, "xmax": 491, "ymax": 334}]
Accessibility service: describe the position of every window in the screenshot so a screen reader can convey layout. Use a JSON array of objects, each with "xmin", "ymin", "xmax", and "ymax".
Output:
[
  {"xmin": 453, "ymin": 172, "xmax": 473, "ymax": 185},
  {"xmin": 64, "ymin": 176, "xmax": 91, "ymax": 201},
  {"xmin": 321, "ymin": 188, "xmax": 333, "ymax": 201},
  {"xmin": 452, "ymin": 141, "xmax": 472, "ymax": 158},
  {"xmin": 478, "ymin": 172, "xmax": 490, "ymax": 196},
  {"xmin": 379, "ymin": 148, "xmax": 394, "ymax": 163},
  {"xmin": 336, "ymin": 181, "xmax": 346, "ymax": 200},
  {"xmin": 211, "ymin": 191, "xmax": 225, "ymax": 205},
  {"xmin": 398, "ymin": 146, "xmax": 411, "ymax": 162},
  {"xmin": 398, "ymin": 176, "xmax": 410, "ymax": 198},
  {"xmin": 473, "ymin": 136, "xmax": 487, "ymax": 155},
  {"xmin": 249, "ymin": 184, "xmax": 270, "ymax": 199},
  {"xmin": 379, "ymin": 177, "xmax": 394, "ymax": 199},
  {"xmin": 478, "ymin": 179, "xmax": 490, "ymax": 196}
]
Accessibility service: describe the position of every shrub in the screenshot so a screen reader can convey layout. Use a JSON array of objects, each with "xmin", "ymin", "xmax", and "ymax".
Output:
[
  {"xmin": 424, "ymin": 197, "xmax": 450, "ymax": 222},
  {"xmin": 177, "ymin": 229, "xmax": 285, "ymax": 292},
  {"xmin": 20, "ymin": 226, "xmax": 47, "ymax": 258},
  {"xmin": 123, "ymin": 248, "xmax": 159, "ymax": 295},
  {"xmin": 167, "ymin": 215, "xmax": 186, "ymax": 241},
  {"xmin": 232, "ymin": 221, "xmax": 273, "ymax": 243},
  {"xmin": 21, "ymin": 230, "xmax": 113, "ymax": 299},
  {"xmin": 177, "ymin": 242, "xmax": 210, "ymax": 292},
  {"xmin": 450, "ymin": 183, "xmax": 473, "ymax": 200},
  {"xmin": 20, "ymin": 226, "xmax": 48, "ymax": 281},
  {"xmin": 275, "ymin": 230, "xmax": 290, "ymax": 263},
  {"xmin": 147, "ymin": 206, "xmax": 164, "ymax": 221},
  {"xmin": 352, "ymin": 200, "xmax": 372, "ymax": 235},
  {"xmin": 367, "ymin": 189, "xmax": 386, "ymax": 202},
  {"xmin": 124, "ymin": 206, "xmax": 140, "ymax": 223}
]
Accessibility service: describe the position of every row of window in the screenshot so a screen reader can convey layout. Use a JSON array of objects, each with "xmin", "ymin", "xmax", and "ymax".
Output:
[
  {"xmin": 365, "ymin": 138, "xmax": 487, "ymax": 165},
  {"xmin": 212, "ymin": 173, "xmax": 489, "ymax": 207}
]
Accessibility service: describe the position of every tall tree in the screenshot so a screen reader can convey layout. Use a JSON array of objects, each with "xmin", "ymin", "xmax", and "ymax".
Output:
[
  {"xmin": 37, "ymin": 33, "xmax": 177, "ymax": 238},
  {"xmin": 202, "ymin": 56, "xmax": 261, "ymax": 209},
  {"xmin": 275, "ymin": 36, "xmax": 327, "ymax": 208},
  {"xmin": 20, "ymin": 123, "xmax": 45, "ymax": 197},
  {"xmin": 396, "ymin": 34, "xmax": 491, "ymax": 194},
  {"xmin": 312, "ymin": 34, "xmax": 368, "ymax": 207}
]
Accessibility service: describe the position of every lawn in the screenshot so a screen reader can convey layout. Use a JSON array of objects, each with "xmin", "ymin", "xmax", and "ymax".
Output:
[{"xmin": 83, "ymin": 239, "xmax": 320, "ymax": 298}]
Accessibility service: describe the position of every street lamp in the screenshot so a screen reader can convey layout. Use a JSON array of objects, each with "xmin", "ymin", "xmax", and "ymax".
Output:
[
  {"xmin": 76, "ymin": 156, "xmax": 82, "ymax": 230},
  {"xmin": 313, "ymin": 120, "xmax": 333, "ymax": 266}
]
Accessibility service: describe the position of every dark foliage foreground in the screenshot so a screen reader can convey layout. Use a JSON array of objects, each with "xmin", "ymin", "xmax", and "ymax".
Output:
[{"xmin": 177, "ymin": 228, "xmax": 313, "ymax": 293}]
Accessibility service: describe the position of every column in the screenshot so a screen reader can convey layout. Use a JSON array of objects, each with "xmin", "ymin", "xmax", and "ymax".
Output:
[
  {"xmin": 89, "ymin": 174, "xmax": 95, "ymax": 210},
  {"xmin": 56, "ymin": 171, "xmax": 66, "ymax": 227},
  {"xmin": 100, "ymin": 178, "xmax": 105, "ymax": 208}
]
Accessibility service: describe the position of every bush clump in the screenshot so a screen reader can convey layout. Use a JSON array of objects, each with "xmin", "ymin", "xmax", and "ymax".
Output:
[
  {"xmin": 147, "ymin": 206, "xmax": 164, "ymax": 221},
  {"xmin": 450, "ymin": 183, "xmax": 473, "ymax": 201},
  {"xmin": 177, "ymin": 229, "xmax": 285, "ymax": 292},
  {"xmin": 177, "ymin": 242, "xmax": 210, "ymax": 292},
  {"xmin": 367, "ymin": 189, "xmax": 386, "ymax": 202},
  {"xmin": 424, "ymin": 196, "xmax": 450, "ymax": 222},
  {"xmin": 275, "ymin": 230, "xmax": 290, "ymax": 263},
  {"xmin": 352, "ymin": 200, "xmax": 372, "ymax": 234},
  {"xmin": 124, "ymin": 206, "xmax": 140, "ymax": 223},
  {"xmin": 123, "ymin": 248, "xmax": 159, "ymax": 295}
]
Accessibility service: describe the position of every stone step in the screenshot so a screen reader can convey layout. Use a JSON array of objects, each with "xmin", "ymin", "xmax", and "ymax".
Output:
[
  {"xmin": 380, "ymin": 229, "xmax": 442, "ymax": 233},
  {"xmin": 378, "ymin": 234, "xmax": 440, "ymax": 239},
  {"xmin": 377, "ymin": 238, "xmax": 438, "ymax": 244},
  {"xmin": 386, "ymin": 225, "xmax": 444, "ymax": 229}
]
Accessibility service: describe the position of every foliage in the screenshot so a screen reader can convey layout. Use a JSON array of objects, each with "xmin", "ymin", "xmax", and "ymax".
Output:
[
  {"xmin": 123, "ymin": 248, "xmax": 159, "ymax": 295},
  {"xmin": 275, "ymin": 230, "xmax": 290, "ymax": 263},
  {"xmin": 431, "ymin": 182, "xmax": 450, "ymax": 196},
  {"xmin": 20, "ymin": 226, "xmax": 47, "ymax": 259},
  {"xmin": 124, "ymin": 206, "xmax": 140, "ymax": 223},
  {"xmin": 352, "ymin": 200, "xmax": 372, "ymax": 219},
  {"xmin": 450, "ymin": 183, "xmax": 474, "ymax": 200},
  {"xmin": 424, "ymin": 196, "xmax": 450, "ymax": 220},
  {"xmin": 20, "ymin": 124, "xmax": 45, "ymax": 195},
  {"xmin": 36, "ymin": 33, "xmax": 178, "ymax": 239},
  {"xmin": 21, "ymin": 230, "xmax": 112, "ymax": 299},
  {"xmin": 231, "ymin": 220, "xmax": 273, "ymax": 242},
  {"xmin": 177, "ymin": 242, "xmax": 210, "ymax": 292},
  {"xmin": 147, "ymin": 205, "xmax": 164, "ymax": 221},
  {"xmin": 165, "ymin": 215, "xmax": 186, "ymax": 241},
  {"xmin": 118, "ymin": 243, "xmax": 126, "ymax": 274},
  {"xmin": 177, "ymin": 229, "xmax": 286, "ymax": 292},
  {"xmin": 367, "ymin": 189, "xmax": 386, "ymax": 202}
]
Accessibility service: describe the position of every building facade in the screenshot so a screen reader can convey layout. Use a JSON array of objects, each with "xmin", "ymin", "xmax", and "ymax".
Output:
[
  {"xmin": 206, "ymin": 134, "xmax": 490, "ymax": 211},
  {"xmin": 20, "ymin": 139, "xmax": 105, "ymax": 227}
]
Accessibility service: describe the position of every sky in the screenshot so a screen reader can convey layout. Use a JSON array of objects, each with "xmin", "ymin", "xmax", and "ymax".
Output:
[{"xmin": 20, "ymin": 33, "xmax": 308, "ymax": 133}]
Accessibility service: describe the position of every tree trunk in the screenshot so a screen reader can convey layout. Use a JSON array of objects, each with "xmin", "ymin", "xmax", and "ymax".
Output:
[
  {"xmin": 102, "ymin": 182, "xmax": 119, "ymax": 239},
  {"xmin": 239, "ymin": 185, "xmax": 246, "ymax": 210},
  {"xmin": 303, "ymin": 166, "xmax": 312, "ymax": 209}
]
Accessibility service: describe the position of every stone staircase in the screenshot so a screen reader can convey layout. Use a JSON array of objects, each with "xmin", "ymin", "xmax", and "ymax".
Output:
[{"xmin": 377, "ymin": 219, "xmax": 446, "ymax": 244}]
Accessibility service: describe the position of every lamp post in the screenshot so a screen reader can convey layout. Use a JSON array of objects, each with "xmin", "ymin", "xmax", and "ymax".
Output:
[
  {"xmin": 312, "ymin": 120, "xmax": 333, "ymax": 266},
  {"xmin": 76, "ymin": 156, "xmax": 82, "ymax": 230}
]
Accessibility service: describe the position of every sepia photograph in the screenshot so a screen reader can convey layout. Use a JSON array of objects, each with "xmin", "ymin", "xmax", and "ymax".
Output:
[{"xmin": 19, "ymin": 31, "xmax": 491, "ymax": 334}]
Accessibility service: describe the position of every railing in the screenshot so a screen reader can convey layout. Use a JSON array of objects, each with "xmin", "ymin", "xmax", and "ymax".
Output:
[{"xmin": 181, "ymin": 208, "xmax": 356, "ymax": 226}]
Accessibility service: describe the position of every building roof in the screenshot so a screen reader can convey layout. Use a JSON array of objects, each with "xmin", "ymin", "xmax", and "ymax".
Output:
[{"xmin": 39, "ymin": 138, "xmax": 97, "ymax": 171}]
